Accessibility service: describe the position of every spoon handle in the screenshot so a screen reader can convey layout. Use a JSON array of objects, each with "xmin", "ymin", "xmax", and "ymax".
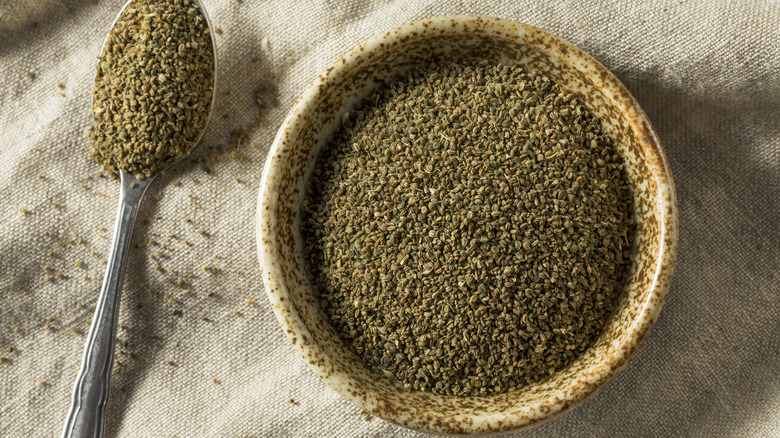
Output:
[{"xmin": 61, "ymin": 172, "xmax": 152, "ymax": 438}]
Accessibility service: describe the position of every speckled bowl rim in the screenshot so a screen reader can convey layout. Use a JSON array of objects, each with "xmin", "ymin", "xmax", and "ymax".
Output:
[{"xmin": 257, "ymin": 16, "xmax": 678, "ymax": 435}]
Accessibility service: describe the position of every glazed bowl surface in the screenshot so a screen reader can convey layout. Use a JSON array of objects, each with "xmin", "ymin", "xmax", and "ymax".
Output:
[{"xmin": 257, "ymin": 16, "xmax": 677, "ymax": 436}]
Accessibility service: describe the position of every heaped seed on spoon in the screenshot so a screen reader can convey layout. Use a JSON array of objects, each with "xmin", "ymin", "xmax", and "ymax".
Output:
[{"xmin": 89, "ymin": 0, "xmax": 216, "ymax": 180}]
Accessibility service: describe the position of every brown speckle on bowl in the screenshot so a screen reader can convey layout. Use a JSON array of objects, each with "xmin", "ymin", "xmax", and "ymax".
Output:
[{"xmin": 257, "ymin": 15, "xmax": 677, "ymax": 437}]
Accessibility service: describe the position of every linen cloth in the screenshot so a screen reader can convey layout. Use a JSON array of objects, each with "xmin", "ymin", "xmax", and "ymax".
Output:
[{"xmin": 1, "ymin": 0, "xmax": 779, "ymax": 436}]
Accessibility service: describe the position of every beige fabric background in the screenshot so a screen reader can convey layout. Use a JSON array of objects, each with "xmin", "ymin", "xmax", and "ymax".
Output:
[{"xmin": 1, "ymin": 0, "xmax": 779, "ymax": 436}]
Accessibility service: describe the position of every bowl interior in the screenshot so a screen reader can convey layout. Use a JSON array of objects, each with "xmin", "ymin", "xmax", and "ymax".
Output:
[{"xmin": 258, "ymin": 16, "xmax": 676, "ymax": 436}]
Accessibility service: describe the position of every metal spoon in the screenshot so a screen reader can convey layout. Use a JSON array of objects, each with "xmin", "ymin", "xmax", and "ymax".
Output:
[{"xmin": 61, "ymin": 1, "xmax": 216, "ymax": 437}]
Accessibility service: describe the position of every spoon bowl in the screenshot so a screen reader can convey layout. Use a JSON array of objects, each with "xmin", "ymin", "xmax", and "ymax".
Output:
[{"xmin": 91, "ymin": 0, "xmax": 219, "ymax": 178}]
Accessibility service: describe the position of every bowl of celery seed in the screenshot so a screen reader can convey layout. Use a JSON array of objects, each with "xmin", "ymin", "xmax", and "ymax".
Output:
[{"xmin": 257, "ymin": 15, "xmax": 677, "ymax": 436}]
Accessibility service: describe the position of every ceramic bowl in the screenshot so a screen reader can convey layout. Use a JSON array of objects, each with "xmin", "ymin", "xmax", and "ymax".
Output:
[{"xmin": 257, "ymin": 16, "xmax": 677, "ymax": 436}]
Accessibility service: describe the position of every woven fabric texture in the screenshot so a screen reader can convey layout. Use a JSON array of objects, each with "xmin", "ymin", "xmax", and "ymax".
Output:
[{"xmin": 1, "ymin": 0, "xmax": 779, "ymax": 436}]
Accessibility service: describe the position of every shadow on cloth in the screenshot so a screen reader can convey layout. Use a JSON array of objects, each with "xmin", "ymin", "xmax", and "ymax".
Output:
[{"xmin": 0, "ymin": 0, "xmax": 94, "ymax": 57}]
